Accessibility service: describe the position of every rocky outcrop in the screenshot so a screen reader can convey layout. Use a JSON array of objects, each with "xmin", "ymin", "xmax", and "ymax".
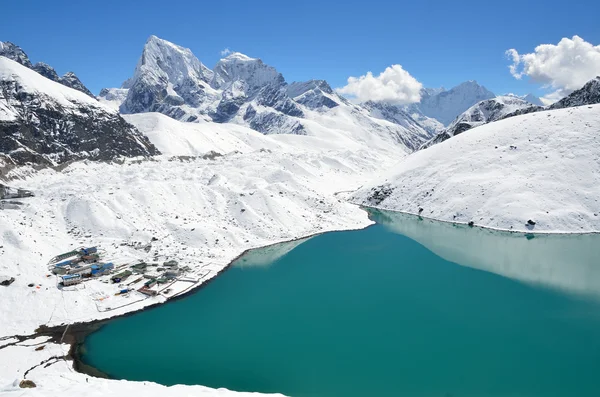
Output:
[
  {"xmin": 0, "ymin": 41, "xmax": 95, "ymax": 97},
  {"xmin": 0, "ymin": 57, "xmax": 158, "ymax": 166},
  {"xmin": 549, "ymin": 77, "xmax": 600, "ymax": 109}
]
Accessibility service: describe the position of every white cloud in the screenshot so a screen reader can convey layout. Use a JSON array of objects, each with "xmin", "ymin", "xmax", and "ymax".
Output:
[
  {"xmin": 506, "ymin": 36, "xmax": 600, "ymax": 104},
  {"xmin": 336, "ymin": 65, "xmax": 422, "ymax": 104},
  {"xmin": 220, "ymin": 48, "xmax": 231, "ymax": 56}
]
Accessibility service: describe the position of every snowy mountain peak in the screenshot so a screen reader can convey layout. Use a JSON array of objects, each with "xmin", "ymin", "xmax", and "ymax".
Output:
[
  {"xmin": 416, "ymin": 81, "xmax": 496, "ymax": 126},
  {"xmin": 523, "ymin": 93, "xmax": 544, "ymax": 106},
  {"xmin": 133, "ymin": 35, "xmax": 214, "ymax": 86},
  {"xmin": 121, "ymin": 36, "xmax": 217, "ymax": 116},
  {"xmin": 221, "ymin": 51, "xmax": 254, "ymax": 61},
  {"xmin": 212, "ymin": 52, "xmax": 284, "ymax": 91}
]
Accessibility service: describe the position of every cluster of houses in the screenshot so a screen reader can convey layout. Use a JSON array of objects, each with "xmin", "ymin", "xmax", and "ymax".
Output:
[
  {"xmin": 49, "ymin": 246, "xmax": 187, "ymax": 297},
  {"xmin": 50, "ymin": 247, "xmax": 115, "ymax": 286}
]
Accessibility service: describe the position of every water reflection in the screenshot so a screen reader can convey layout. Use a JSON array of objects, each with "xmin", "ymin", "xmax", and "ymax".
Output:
[
  {"xmin": 234, "ymin": 237, "xmax": 313, "ymax": 268},
  {"xmin": 367, "ymin": 208, "xmax": 600, "ymax": 298}
]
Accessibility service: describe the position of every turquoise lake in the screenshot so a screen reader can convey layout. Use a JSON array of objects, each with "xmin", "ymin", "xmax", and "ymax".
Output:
[{"xmin": 82, "ymin": 209, "xmax": 600, "ymax": 397}]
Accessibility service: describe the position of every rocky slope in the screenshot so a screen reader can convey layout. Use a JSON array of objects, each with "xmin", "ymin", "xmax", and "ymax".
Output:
[
  {"xmin": 0, "ymin": 41, "xmax": 94, "ymax": 97},
  {"xmin": 0, "ymin": 57, "xmax": 158, "ymax": 166},
  {"xmin": 421, "ymin": 95, "xmax": 540, "ymax": 148},
  {"xmin": 549, "ymin": 76, "xmax": 600, "ymax": 109}
]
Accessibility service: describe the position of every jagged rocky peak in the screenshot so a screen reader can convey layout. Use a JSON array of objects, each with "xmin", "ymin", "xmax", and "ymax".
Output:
[
  {"xmin": 32, "ymin": 62, "xmax": 59, "ymax": 81},
  {"xmin": 286, "ymin": 80, "xmax": 340, "ymax": 109},
  {"xmin": 550, "ymin": 76, "xmax": 600, "ymax": 109},
  {"xmin": 60, "ymin": 71, "xmax": 95, "ymax": 97},
  {"xmin": 0, "ymin": 41, "xmax": 94, "ymax": 97},
  {"xmin": 122, "ymin": 35, "xmax": 217, "ymax": 117},
  {"xmin": 213, "ymin": 52, "xmax": 284, "ymax": 92},
  {"xmin": 0, "ymin": 57, "xmax": 158, "ymax": 166},
  {"xmin": 0, "ymin": 41, "xmax": 32, "ymax": 67},
  {"xmin": 134, "ymin": 35, "xmax": 214, "ymax": 85}
]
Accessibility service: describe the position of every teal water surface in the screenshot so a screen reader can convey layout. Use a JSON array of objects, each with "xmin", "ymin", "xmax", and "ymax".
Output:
[{"xmin": 82, "ymin": 210, "xmax": 600, "ymax": 397}]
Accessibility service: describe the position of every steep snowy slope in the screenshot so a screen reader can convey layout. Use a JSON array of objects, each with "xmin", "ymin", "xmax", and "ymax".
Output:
[
  {"xmin": 413, "ymin": 81, "xmax": 496, "ymax": 126},
  {"xmin": 124, "ymin": 112, "xmax": 284, "ymax": 156},
  {"xmin": 353, "ymin": 104, "xmax": 600, "ymax": 232},
  {"xmin": 0, "ymin": 57, "xmax": 157, "ymax": 165},
  {"xmin": 0, "ymin": 41, "xmax": 94, "ymax": 97},
  {"xmin": 421, "ymin": 95, "xmax": 540, "ymax": 148}
]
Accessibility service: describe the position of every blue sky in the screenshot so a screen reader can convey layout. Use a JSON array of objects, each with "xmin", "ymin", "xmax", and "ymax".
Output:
[{"xmin": 1, "ymin": 0, "xmax": 598, "ymax": 98}]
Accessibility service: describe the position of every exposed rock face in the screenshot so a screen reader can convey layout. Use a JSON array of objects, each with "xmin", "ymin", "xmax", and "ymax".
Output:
[
  {"xmin": 550, "ymin": 77, "xmax": 600, "ymax": 109},
  {"xmin": 286, "ymin": 80, "xmax": 339, "ymax": 110},
  {"xmin": 0, "ymin": 57, "xmax": 158, "ymax": 166},
  {"xmin": 121, "ymin": 35, "xmax": 216, "ymax": 120},
  {"xmin": 59, "ymin": 71, "xmax": 95, "ymax": 97},
  {"xmin": 32, "ymin": 62, "xmax": 60, "ymax": 81},
  {"xmin": 0, "ymin": 41, "xmax": 95, "ymax": 97},
  {"xmin": 0, "ymin": 41, "xmax": 32, "ymax": 67}
]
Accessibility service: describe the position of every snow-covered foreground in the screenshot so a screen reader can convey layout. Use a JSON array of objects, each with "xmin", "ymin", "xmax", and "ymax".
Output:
[
  {"xmin": 353, "ymin": 104, "xmax": 600, "ymax": 233},
  {"xmin": 0, "ymin": 113, "xmax": 405, "ymax": 395}
]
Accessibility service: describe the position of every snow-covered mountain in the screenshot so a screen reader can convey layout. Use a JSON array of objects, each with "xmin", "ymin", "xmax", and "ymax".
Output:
[
  {"xmin": 0, "ymin": 41, "xmax": 94, "ymax": 97},
  {"xmin": 421, "ymin": 95, "xmax": 540, "ymax": 148},
  {"xmin": 0, "ymin": 57, "xmax": 158, "ymax": 166},
  {"xmin": 408, "ymin": 81, "xmax": 496, "ymax": 126},
  {"xmin": 522, "ymin": 93, "xmax": 544, "ymax": 106},
  {"xmin": 352, "ymin": 103, "xmax": 600, "ymax": 232},
  {"xmin": 99, "ymin": 35, "xmax": 433, "ymax": 151}
]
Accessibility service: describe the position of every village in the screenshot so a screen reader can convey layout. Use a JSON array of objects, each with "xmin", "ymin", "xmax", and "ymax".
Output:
[{"xmin": 47, "ymin": 246, "xmax": 206, "ymax": 312}]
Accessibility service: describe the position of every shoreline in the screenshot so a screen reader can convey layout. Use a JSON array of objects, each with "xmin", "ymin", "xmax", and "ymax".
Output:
[
  {"xmin": 19, "ymin": 206, "xmax": 600, "ymax": 387},
  {"xmin": 360, "ymin": 205, "xmax": 600, "ymax": 236},
  {"xmin": 29, "ymin": 223, "xmax": 373, "ymax": 383}
]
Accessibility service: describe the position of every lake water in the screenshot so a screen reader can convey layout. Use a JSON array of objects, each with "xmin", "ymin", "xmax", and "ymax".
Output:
[{"xmin": 82, "ymin": 209, "xmax": 600, "ymax": 397}]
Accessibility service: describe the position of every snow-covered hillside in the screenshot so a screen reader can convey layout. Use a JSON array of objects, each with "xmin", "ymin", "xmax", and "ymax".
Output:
[
  {"xmin": 353, "ymin": 104, "xmax": 600, "ymax": 233},
  {"xmin": 0, "ymin": 57, "xmax": 157, "ymax": 166},
  {"xmin": 421, "ymin": 95, "xmax": 540, "ymax": 149}
]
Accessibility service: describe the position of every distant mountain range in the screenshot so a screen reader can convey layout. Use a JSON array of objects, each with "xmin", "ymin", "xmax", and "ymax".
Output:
[
  {"xmin": 421, "ymin": 76, "xmax": 600, "ymax": 149},
  {"xmin": 1, "ymin": 36, "xmax": 598, "ymax": 167}
]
